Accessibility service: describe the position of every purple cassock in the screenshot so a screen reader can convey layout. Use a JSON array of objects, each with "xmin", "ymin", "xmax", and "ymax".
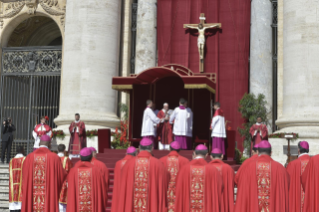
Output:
[{"xmin": 212, "ymin": 137, "xmax": 225, "ymax": 155}]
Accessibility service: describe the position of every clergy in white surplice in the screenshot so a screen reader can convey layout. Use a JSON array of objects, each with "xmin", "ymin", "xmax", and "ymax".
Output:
[
  {"xmin": 210, "ymin": 102, "xmax": 227, "ymax": 154},
  {"xmin": 169, "ymin": 98, "xmax": 190, "ymax": 150},
  {"xmin": 141, "ymin": 100, "xmax": 161, "ymax": 144}
]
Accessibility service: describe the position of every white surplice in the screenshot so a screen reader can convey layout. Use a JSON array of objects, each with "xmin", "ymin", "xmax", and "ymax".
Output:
[
  {"xmin": 186, "ymin": 107, "xmax": 193, "ymax": 137},
  {"xmin": 141, "ymin": 107, "xmax": 160, "ymax": 137},
  {"xmin": 211, "ymin": 110, "xmax": 226, "ymax": 138},
  {"xmin": 170, "ymin": 107, "xmax": 190, "ymax": 136}
]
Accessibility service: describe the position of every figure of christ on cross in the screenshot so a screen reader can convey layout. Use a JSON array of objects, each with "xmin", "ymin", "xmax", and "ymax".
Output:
[{"xmin": 184, "ymin": 13, "xmax": 221, "ymax": 72}]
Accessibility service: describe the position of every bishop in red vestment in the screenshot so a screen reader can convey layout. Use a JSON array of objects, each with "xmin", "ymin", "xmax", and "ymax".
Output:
[
  {"xmin": 89, "ymin": 147, "xmax": 109, "ymax": 190},
  {"xmin": 234, "ymin": 141, "xmax": 289, "ymax": 212},
  {"xmin": 111, "ymin": 146, "xmax": 137, "ymax": 212},
  {"xmin": 66, "ymin": 148, "xmax": 107, "ymax": 212},
  {"xmin": 208, "ymin": 148, "xmax": 235, "ymax": 212},
  {"xmin": 157, "ymin": 103, "xmax": 173, "ymax": 148},
  {"xmin": 68, "ymin": 113, "xmax": 86, "ymax": 156},
  {"xmin": 57, "ymin": 144, "xmax": 73, "ymax": 212},
  {"xmin": 286, "ymin": 141, "xmax": 310, "ymax": 212},
  {"xmin": 9, "ymin": 146, "xmax": 25, "ymax": 212},
  {"xmin": 175, "ymin": 144, "xmax": 223, "ymax": 212},
  {"xmin": 117, "ymin": 138, "xmax": 169, "ymax": 212},
  {"xmin": 21, "ymin": 135, "xmax": 66, "ymax": 212},
  {"xmin": 159, "ymin": 141, "xmax": 189, "ymax": 211},
  {"xmin": 249, "ymin": 117, "xmax": 268, "ymax": 153}
]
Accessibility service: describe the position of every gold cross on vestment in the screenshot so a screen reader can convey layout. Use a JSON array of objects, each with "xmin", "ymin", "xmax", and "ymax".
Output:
[{"xmin": 183, "ymin": 13, "xmax": 222, "ymax": 73}]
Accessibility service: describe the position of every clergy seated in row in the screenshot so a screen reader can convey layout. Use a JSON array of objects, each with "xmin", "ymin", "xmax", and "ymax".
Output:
[
  {"xmin": 141, "ymin": 100, "xmax": 162, "ymax": 144},
  {"xmin": 234, "ymin": 141, "xmax": 289, "ymax": 212},
  {"xmin": 249, "ymin": 117, "xmax": 268, "ymax": 154},
  {"xmin": 21, "ymin": 135, "xmax": 67, "ymax": 212},
  {"xmin": 175, "ymin": 145, "xmax": 223, "ymax": 212},
  {"xmin": 57, "ymin": 144, "xmax": 73, "ymax": 212},
  {"xmin": 9, "ymin": 146, "xmax": 25, "ymax": 212},
  {"xmin": 170, "ymin": 98, "xmax": 192, "ymax": 150},
  {"xmin": 117, "ymin": 138, "xmax": 169, "ymax": 212},
  {"xmin": 208, "ymin": 148, "xmax": 235, "ymax": 212},
  {"xmin": 66, "ymin": 148, "xmax": 107, "ymax": 212},
  {"xmin": 89, "ymin": 147, "xmax": 109, "ymax": 193},
  {"xmin": 159, "ymin": 141, "xmax": 189, "ymax": 211},
  {"xmin": 286, "ymin": 141, "xmax": 310, "ymax": 212},
  {"xmin": 111, "ymin": 146, "xmax": 137, "ymax": 212}
]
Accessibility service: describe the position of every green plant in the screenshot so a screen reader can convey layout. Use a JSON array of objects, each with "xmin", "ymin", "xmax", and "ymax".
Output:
[
  {"xmin": 86, "ymin": 130, "xmax": 98, "ymax": 139},
  {"xmin": 52, "ymin": 130, "xmax": 65, "ymax": 140},
  {"xmin": 238, "ymin": 93, "xmax": 269, "ymax": 152},
  {"xmin": 119, "ymin": 103, "xmax": 129, "ymax": 121},
  {"xmin": 235, "ymin": 148, "xmax": 248, "ymax": 164},
  {"xmin": 111, "ymin": 121, "xmax": 129, "ymax": 149}
]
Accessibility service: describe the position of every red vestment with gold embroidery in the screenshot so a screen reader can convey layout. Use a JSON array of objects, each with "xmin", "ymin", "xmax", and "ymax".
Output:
[
  {"xmin": 117, "ymin": 151, "xmax": 169, "ymax": 212},
  {"xmin": 159, "ymin": 151, "xmax": 189, "ymax": 212},
  {"xmin": 157, "ymin": 110, "xmax": 173, "ymax": 144},
  {"xmin": 68, "ymin": 121, "xmax": 87, "ymax": 154},
  {"xmin": 9, "ymin": 157, "xmax": 25, "ymax": 203},
  {"xmin": 59, "ymin": 156, "xmax": 73, "ymax": 204},
  {"xmin": 175, "ymin": 158, "xmax": 223, "ymax": 212},
  {"xmin": 66, "ymin": 161, "xmax": 107, "ymax": 212},
  {"xmin": 21, "ymin": 147, "xmax": 66, "ymax": 212},
  {"xmin": 234, "ymin": 155, "xmax": 289, "ymax": 212},
  {"xmin": 208, "ymin": 159, "xmax": 235, "ymax": 212}
]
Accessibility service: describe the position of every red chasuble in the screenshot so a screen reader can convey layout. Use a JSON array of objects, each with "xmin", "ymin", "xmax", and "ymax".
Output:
[
  {"xmin": 234, "ymin": 154, "xmax": 258, "ymax": 185},
  {"xmin": 208, "ymin": 159, "xmax": 235, "ymax": 212},
  {"xmin": 66, "ymin": 161, "xmax": 107, "ymax": 212},
  {"xmin": 9, "ymin": 157, "xmax": 25, "ymax": 203},
  {"xmin": 59, "ymin": 156, "xmax": 73, "ymax": 204},
  {"xmin": 68, "ymin": 121, "xmax": 87, "ymax": 154},
  {"xmin": 175, "ymin": 158, "xmax": 223, "ymax": 212},
  {"xmin": 234, "ymin": 155, "xmax": 289, "ymax": 212},
  {"xmin": 301, "ymin": 154, "xmax": 319, "ymax": 212},
  {"xmin": 21, "ymin": 147, "xmax": 66, "ymax": 212},
  {"xmin": 91, "ymin": 157, "xmax": 109, "ymax": 189},
  {"xmin": 286, "ymin": 154, "xmax": 310, "ymax": 212},
  {"xmin": 117, "ymin": 151, "xmax": 169, "ymax": 212},
  {"xmin": 157, "ymin": 110, "xmax": 173, "ymax": 144},
  {"xmin": 249, "ymin": 124, "xmax": 268, "ymax": 147},
  {"xmin": 159, "ymin": 151, "xmax": 189, "ymax": 211},
  {"xmin": 111, "ymin": 155, "xmax": 134, "ymax": 212}
]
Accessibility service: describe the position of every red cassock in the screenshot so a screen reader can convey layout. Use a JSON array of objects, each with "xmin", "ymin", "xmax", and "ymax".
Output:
[
  {"xmin": 234, "ymin": 154, "xmax": 259, "ymax": 185},
  {"xmin": 249, "ymin": 124, "xmax": 268, "ymax": 148},
  {"xmin": 9, "ymin": 157, "xmax": 25, "ymax": 203},
  {"xmin": 59, "ymin": 156, "xmax": 73, "ymax": 205},
  {"xmin": 157, "ymin": 110, "xmax": 173, "ymax": 144},
  {"xmin": 34, "ymin": 124, "xmax": 52, "ymax": 137},
  {"xmin": 68, "ymin": 121, "xmax": 87, "ymax": 154},
  {"xmin": 286, "ymin": 154, "xmax": 310, "ymax": 212},
  {"xmin": 208, "ymin": 159, "xmax": 235, "ymax": 212},
  {"xmin": 111, "ymin": 155, "xmax": 134, "ymax": 212},
  {"xmin": 21, "ymin": 147, "xmax": 66, "ymax": 212},
  {"xmin": 159, "ymin": 151, "xmax": 189, "ymax": 211},
  {"xmin": 117, "ymin": 151, "xmax": 169, "ymax": 212},
  {"xmin": 301, "ymin": 154, "xmax": 319, "ymax": 212},
  {"xmin": 66, "ymin": 161, "xmax": 107, "ymax": 212},
  {"xmin": 234, "ymin": 155, "xmax": 289, "ymax": 212},
  {"xmin": 175, "ymin": 158, "xmax": 223, "ymax": 212}
]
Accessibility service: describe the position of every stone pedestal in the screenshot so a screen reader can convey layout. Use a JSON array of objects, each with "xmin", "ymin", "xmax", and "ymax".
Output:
[
  {"xmin": 54, "ymin": 0, "xmax": 121, "ymax": 130},
  {"xmin": 273, "ymin": 0, "xmax": 319, "ymax": 163},
  {"xmin": 249, "ymin": 0, "xmax": 273, "ymax": 130},
  {"xmin": 134, "ymin": 0, "xmax": 157, "ymax": 74}
]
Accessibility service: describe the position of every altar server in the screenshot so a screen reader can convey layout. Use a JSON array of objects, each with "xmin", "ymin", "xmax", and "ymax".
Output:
[
  {"xmin": 32, "ymin": 116, "xmax": 52, "ymax": 151},
  {"xmin": 211, "ymin": 102, "xmax": 226, "ymax": 154},
  {"xmin": 175, "ymin": 144, "xmax": 223, "ymax": 212},
  {"xmin": 170, "ymin": 98, "xmax": 190, "ymax": 149},
  {"xmin": 22, "ymin": 135, "xmax": 66, "ymax": 212},
  {"xmin": 117, "ymin": 138, "xmax": 169, "ymax": 212},
  {"xmin": 141, "ymin": 100, "xmax": 161, "ymax": 144},
  {"xmin": 249, "ymin": 117, "xmax": 268, "ymax": 153}
]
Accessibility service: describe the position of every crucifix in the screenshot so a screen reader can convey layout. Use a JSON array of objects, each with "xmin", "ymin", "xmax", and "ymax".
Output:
[{"xmin": 184, "ymin": 13, "xmax": 221, "ymax": 73}]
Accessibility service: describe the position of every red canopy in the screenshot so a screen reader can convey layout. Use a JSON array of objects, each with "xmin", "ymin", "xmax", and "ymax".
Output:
[{"xmin": 112, "ymin": 64, "xmax": 216, "ymax": 93}]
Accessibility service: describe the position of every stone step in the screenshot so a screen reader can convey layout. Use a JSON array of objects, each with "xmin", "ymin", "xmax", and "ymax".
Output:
[
  {"xmin": 0, "ymin": 195, "xmax": 8, "ymax": 201},
  {"xmin": 0, "ymin": 183, "xmax": 8, "ymax": 187},
  {"xmin": 0, "ymin": 206, "xmax": 9, "ymax": 211},
  {"xmin": 0, "ymin": 170, "xmax": 9, "ymax": 174}
]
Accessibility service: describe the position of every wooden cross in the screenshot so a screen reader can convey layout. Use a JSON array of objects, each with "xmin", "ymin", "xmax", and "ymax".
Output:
[{"xmin": 184, "ymin": 13, "xmax": 221, "ymax": 73}]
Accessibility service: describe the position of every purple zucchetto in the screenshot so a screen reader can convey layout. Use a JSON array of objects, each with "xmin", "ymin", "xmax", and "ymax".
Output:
[
  {"xmin": 299, "ymin": 141, "xmax": 309, "ymax": 150},
  {"xmin": 170, "ymin": 141, "xmax": 181, "ymax": 149},
  {"xmin": 253, "ymin": 144, "xmax": 259, "ymax": 149},
  {"xmin": 195, "ymin": 144, "xmax": 208, "ymax": 151},
  {"xmin": 258, "ymin": 140, "xmax": 271, "ymax": 148},
  {"xmin": 88, "ymin": 147, "xmax": 97, "ymax": 152},
  {"xmin": 80, "ymin": 147, "xmax": 92, "ymax": 157},
  {"xmin": 140, "ymin": 138, "xmax": 153, "ymax": 146},
  {"xmin": 126, "ymin": 146, "xmax": 136, "ymax": 154},
  {"xmin": 40, "ymin": 135, "xmax": 51, "ymax": 142},
  {"xmin": 211, "ymin": 148, "xmax": 222, "ymax": 154}
]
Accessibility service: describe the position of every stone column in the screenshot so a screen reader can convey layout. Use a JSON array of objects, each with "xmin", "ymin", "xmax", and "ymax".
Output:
[
  {"xmin": 134, "ymin": 0, "xmax": 157, "ymax": 74},
  {"xmin": 271, "ymin": 0, "xmax": 319, "ymax": 164},
  {"xmin": 249, "ymin": 0, "xmax": 273, "ymax": 130},
  {"xmin": 54, "ymin": 0, "xmax": 121, "ymax": 133}
]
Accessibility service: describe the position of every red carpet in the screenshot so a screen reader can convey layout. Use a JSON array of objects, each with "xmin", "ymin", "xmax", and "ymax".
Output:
[{"xmin": 71, "ymin": 149, "xmax": 240, "ymax": 211}]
